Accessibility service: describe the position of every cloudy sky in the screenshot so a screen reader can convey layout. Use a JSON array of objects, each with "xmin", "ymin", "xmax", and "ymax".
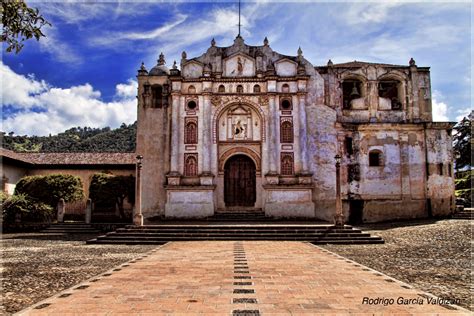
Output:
[{"xmin": 1, "ymin": 0, "xmax": 471, "ymax": 136}]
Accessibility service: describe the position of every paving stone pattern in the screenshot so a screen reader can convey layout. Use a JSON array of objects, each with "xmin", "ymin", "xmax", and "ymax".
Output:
[{"xmin": 18, "ymin": 241, "xmax": 468, "ymax": 315}]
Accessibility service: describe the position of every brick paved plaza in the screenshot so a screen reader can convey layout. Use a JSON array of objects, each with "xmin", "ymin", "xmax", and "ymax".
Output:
[{"xmin": 17, "ymin": 241, "xmax": 468, "ymax": 315}]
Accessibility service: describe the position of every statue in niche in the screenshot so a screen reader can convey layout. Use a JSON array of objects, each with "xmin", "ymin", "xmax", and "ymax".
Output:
[
  {"xmin": 237, "ymin": 57, "xmax": 243, "ymax": 75},
  {"xmin": 234, "ymin": 120, "xmax": 245, "ymax": 138}
]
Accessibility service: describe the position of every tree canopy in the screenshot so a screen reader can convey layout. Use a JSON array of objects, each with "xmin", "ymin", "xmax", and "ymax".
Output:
[
  {"xmin": 1, "ymin": 0, "xmax": 51, "ymax": 53},
  {"xmin": 453, "ymin": 111, "xmax": 472, "ymax": 170},
  {"xmin": 1, "ymin": 122, "xmax": 137, "ymax": 153}
]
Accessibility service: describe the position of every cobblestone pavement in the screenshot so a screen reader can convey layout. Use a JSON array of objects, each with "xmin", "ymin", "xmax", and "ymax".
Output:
[
  {"xmin": 17, "ymin": 241, "xmax": 469, "ymax": 315},
  {"xmin": 1, "ymin": 233, "xmax": 157, "ymax": 315},
  {"xmin": 322, "ymin": 219, "xmax": 472, "ymax": 311}
]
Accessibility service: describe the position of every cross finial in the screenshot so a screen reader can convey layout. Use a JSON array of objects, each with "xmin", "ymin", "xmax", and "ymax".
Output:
[{"xmin": 238, "ymin": 0, "xmax": 241, "ymax": 36}]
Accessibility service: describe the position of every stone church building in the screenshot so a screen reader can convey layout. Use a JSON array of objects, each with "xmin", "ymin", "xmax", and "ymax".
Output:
[{"xmin": 136, "ymin": 35, "xmax": 455, "ymax": 223}]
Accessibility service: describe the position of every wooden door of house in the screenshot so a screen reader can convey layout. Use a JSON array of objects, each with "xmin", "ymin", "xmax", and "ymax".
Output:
[{"xmin": 224, "ymin": 155, "xmax": 256, "ymax": 207}]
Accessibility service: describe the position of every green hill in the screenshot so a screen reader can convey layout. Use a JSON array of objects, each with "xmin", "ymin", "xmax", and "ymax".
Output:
[{"xmin": 1, "ymin": 122, "xmax": 136, "ymax": 153}]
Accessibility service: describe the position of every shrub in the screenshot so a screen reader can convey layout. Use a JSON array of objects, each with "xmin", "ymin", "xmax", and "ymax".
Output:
[
  {"xmin": 2, "ymin": 193, "xmax": 54, "ymax": 224},
  {"xmin": 89, "ymin": 173, "xmax": 135, "ymax": 219},
  {"xmin": 0, "ymin": 191, "xmax": 8, "ymax": 204},
  {"xmin": 14, "ymin": 174, "xmax": 84, "ymax": 207}
]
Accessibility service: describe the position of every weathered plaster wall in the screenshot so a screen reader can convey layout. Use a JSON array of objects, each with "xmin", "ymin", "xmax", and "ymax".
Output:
[
  {"xmin": 1, "ymin": 162, "xmax": 27, "ymax": 195},
  {"xmin": 425, "ymin": 126, "xmax": 455, "ymax": 216},
  {"xmin": 136, "ymin": 75, "xmax": 169, "ymax": 219}
]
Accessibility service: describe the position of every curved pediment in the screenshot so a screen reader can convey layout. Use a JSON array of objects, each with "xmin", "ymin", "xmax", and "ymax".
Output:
[{"xmin": 223, "ymin": 53, "xmax": 255, "ymax": 77}]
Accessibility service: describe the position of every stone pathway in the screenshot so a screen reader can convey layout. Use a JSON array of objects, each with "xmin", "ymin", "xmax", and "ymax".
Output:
[{"xmin": 17, "ymin": 241, "xmax": 468, "ymax": 315}]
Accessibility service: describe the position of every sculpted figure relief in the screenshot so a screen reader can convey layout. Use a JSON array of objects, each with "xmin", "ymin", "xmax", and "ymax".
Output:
[{"xmin": 237, "ymin": 57, "xmax": 243, "ymax": 75}]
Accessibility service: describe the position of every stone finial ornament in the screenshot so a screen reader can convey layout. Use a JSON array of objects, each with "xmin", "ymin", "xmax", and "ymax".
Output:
[
  {"xmin": 409, "ymin": 57, "xmax": 416, "ymax": 67},
  {"xmin": 327, "ymin": 59, "xmax": 334, "ymax": 67},
  {"xmin": 172, "ymin": 60, "xmax": 177, "ymax": 69},
  {"xmin": 181, "ymin": 51, "xmax": 187, "ymax": 60},
  {"xmin": 211, "ymin": 38, "xmax": 216, "ymax": 46},
  {"xmin": 263, "ymin": 37, "xmax": 269, "ymax": 46},
  {"xmin": 297, "ymin": 46, "xmax": 303, "ymax": 57},
  {"xmin": 158, "ymin": 52, "xmax": 165, "ymax": 65},
  {"xmin": 138, "ymin": 62, "xmax": 148, "ymax": 75}
]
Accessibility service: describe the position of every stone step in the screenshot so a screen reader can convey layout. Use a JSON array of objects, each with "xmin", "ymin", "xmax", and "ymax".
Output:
[
  {"xmin": 87, "ymin": 224, "xmax": 383, "ymax": 245},
  {"xmin": 41, "ymin": 223, "xmax": 101, "ymax": 234},
  {"xmin": 96, "ymin": 236, "xmax": 381, "ymax": 242},
  {"xmin": 116, "ymin": 226, "xmax": 361, "ymax": 233},
  {"xmin": 108, "ymin": 230, "xmax": 370, "ymax": 237},
  {"xmin": 87, "ymin": 237, "xmax": 383, "ymax": 245},
  {"xmin": 106, "ymin": 233, "xmax": 370, "ymax": 239}
]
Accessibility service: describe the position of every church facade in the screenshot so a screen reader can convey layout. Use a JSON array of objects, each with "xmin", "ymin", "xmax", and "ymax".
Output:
[{"xmin": 135, "ymin": 35, "xmax": 455, "ymax": 223}]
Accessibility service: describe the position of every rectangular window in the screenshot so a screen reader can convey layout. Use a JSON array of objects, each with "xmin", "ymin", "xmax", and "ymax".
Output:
[
  {"xmin": 280, "ymin": 152, "xmax": 294, "ymax": 176},
  {"xmin": 438, "ymin": 163, "xmax": 443, "ymax": 176},
  {"xmin": 345, "ymin": 137, "xmax": 353, "ymax": 156},
  {"xmin": 184, "ymin": 117, "xmax": 198, "ymax": 144},
  {"xmin": 184, "ymin": 153, "xmax": 198, "ymax": 177},
  {"xmin": 280, "ymin": 117, "xmax": 294, "ymax": 143}
]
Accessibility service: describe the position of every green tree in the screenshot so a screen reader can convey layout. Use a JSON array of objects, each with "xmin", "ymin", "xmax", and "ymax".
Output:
[
  {"xmin": 453, "ymin": 111, "xmax": 472, "ymax": 170},
  {"xmin": 1, "ymin": 0, "xmax": 51, "ymax": 53},
  {"xmin": 14, "ymin": 174, "xmax": 84, "ymax": 207},
  {"xmin": 89, "ymin": 173, "xmax": 135, "ymax": 220}
]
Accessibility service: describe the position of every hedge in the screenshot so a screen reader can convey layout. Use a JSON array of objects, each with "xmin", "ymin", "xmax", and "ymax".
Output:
[
  {"xmin": 2, "ymin": 193, "xmax": 54, "ymax": 224},
  {"xmin": 14, "ymin": 174, "xmax": 84, "ymax": 207}
]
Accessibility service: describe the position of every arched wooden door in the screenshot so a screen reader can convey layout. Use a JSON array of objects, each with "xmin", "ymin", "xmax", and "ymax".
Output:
[{"xmin": 224, "ymin": 155, "xmax": 256, "ymax": 207}]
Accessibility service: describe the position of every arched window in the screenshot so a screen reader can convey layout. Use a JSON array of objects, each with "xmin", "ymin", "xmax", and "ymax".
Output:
[
  {"xmin": 368, "ymin": 150, "xmax": 383, "ymax": 167},
  {"xmin": 236, "ymin": 85, "xmax": 244, "ymax": 93},
  {"xmin": 184, "ymin": 154, "xmax": 198, "ymax": 177},
  {"xmin": 378, "ymin": 80, "xmax": 402, "ymax": 110},
  {"xmin": 187, "ymin": 100, "xmax": 197, "ymax": 111},
  {"xmin": 280, "ymin": 120, "xmax": 294, "ymax": 143},
  {"xmin": 342, "ymin": 80, "xmax": 362, "ymax": 109},
  {"xmin": 282, "ymin": 84, "xmax": 290, "ymax": 93},
  {"xmin": 218, "ymin": 85, "xmax": 225, "ymax": 93},
  {"xmin": 280, "ymin": 98, "xmax": 292, "ymax": 110},
  {"xmin": 188, "ymin": 85, "xmax": 196, "ymax": 94},
  {"xmin": 151, "ymin": 85, "xmax": 163, "ymax": 108},
  {"xmin": 281, "ymin": 153, "xmax": 294, "ymax": 175},
  {"xmin": 253, "ymin": 84, "xmax": 261, "ymax": 93},
  {"xmin": 184, "ymin": 121, "xmax": 198, "ymax": 144}
]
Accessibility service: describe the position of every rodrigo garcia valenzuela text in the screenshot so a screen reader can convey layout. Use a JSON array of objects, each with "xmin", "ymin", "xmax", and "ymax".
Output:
[{"xmin": 362, "ymin": 296, "xmax": 461, "ymax": 306}]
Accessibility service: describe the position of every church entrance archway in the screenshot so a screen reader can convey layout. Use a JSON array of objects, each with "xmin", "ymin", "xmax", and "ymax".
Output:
[{"xmin": 224, "ymin": 155, "xmax": 256, "ymax": 207}]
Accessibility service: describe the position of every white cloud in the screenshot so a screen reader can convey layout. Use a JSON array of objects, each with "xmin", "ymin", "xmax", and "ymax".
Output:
[
  {"xmin": 455, "ymin": 108, "xmax": 472, "ymax": 122},
  {"xmin": 344, "ymin": 3, "xmax": 402, "ymax": 25},
  {"xmin": 1, "ymin": 63, "xmax": 49, "ymax": 108},
  {"xmin": 1, "ymin": 63, "xmax": 137, "ymax": 136},
  {"xmin": 432, "ymin": 92, "xmax": 449, "ymax": 121},
  {"xmin": 115, "ymin": 79, "xmax": 138, "ymax": 99}
]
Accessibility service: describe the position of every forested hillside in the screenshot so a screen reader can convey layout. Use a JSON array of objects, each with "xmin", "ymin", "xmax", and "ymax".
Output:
[{"xmin": 1, "ymin": 122, "xmax": 136, "ymax": 153}]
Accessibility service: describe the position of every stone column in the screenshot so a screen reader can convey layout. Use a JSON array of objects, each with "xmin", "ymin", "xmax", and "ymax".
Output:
[
  {"xmin": 57, "ymin": 198, "xmax": 65, "ymax": 223},
  {"xmin": 134, "ymin": 155, "xmax": 144, "ymax": 226},
  {"xmin": 268, "ymin": 94, "xmax": 278, "ymax": 173},
  {"xmin": 167, "ymin": 94, "xmax": 181, "ymax": 186},
  {"xmin": 400, "ymin": 133, "xmax": 411, "ymax": 199},
  {"xmin": 200, "ymin": 93, "xmax": 214, "ymax": 185},
  {"xmin": 85, "ymin": 198, "xmax": 92, "ymax": 224},
  {"xmin": 292, "ymin": 95, "xmax": 302, "ymax": 173},
  {"xmin": 202, "ymin": 93, "xmax": 211, "ymax": 173},
  {"xmin": 298, "ymin": 93, "xmax": 310, "ymax": 173},
  {"xmin": 170, "ymin": 93, "xmax": 180, "ymax": 174}
]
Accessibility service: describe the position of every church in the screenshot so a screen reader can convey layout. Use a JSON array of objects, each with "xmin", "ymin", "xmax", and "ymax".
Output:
[{"xmin": 135, "ymin": 34, "xmax": 455, "ymax": 223}]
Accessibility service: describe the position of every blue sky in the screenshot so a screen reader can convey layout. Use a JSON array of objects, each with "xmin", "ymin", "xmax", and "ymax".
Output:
[{"xmin": 1, "ymin": 0, "xmax": 471, "ymax": 135}]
